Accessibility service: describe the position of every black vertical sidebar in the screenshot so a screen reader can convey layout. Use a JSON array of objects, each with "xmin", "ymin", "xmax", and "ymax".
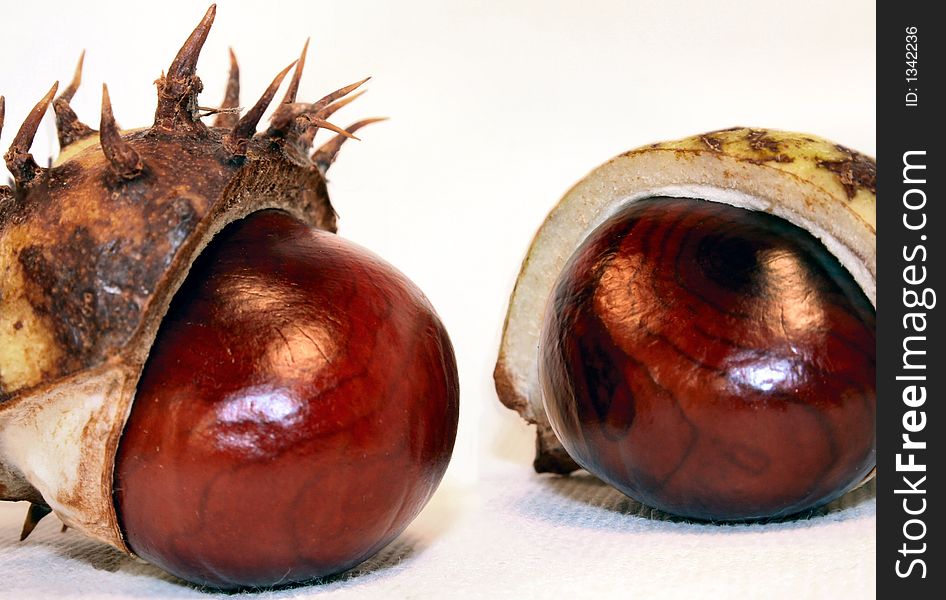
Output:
[{"xmin": 877, "ymin": 1, "xmax": 942, "ymax": 597}]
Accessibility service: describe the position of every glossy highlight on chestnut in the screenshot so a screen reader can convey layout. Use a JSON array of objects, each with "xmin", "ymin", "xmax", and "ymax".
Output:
[
  {"xmin": 540, "ymin": 197, "xmax": 875, "ymax": 520},
  {"xmin": 115, "ymin": 211, "xmax": 459, "ymax": 589}
]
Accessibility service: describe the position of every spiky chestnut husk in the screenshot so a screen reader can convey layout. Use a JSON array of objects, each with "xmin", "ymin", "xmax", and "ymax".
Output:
[
  {"xmin": 0, "ymin": 4, "xmax": 441, "ymax": 577},
  {"xmin": 495, "ymin": 128, "xmax": 876, "ymax": 487}
]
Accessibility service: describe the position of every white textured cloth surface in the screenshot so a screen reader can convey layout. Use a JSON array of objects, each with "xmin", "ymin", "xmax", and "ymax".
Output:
[{"xmin": 0, "ymin": 460, "xmax": 875, "ymax": 599}]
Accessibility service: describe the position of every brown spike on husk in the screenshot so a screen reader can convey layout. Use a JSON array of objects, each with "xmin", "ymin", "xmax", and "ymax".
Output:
[
  {"xmin": 59, "ymin": 50, "xmax": 85, "ymax": 103},
  {"xmin": 267, "ymin": 103, "xmax": 306, "ymax": 135},
  {"xmin": 223, "ymin": 60, "xmax": 296, "ymax": 157},
  {"xmin": 293, "ymin": 90, "xmax": 366, "ymax": 154},
  {"xmin": 313, "ymin": 118, "xmax": 386, "ymax": 172},
  {"xmin": 19, "ymin": 502, "xmax": 53, "ymax": 541},
  {"xmin": 0, "ymin": 97, "xmax": 8, "ymax": 201},
  {"xmin": 269, "ymin": 77, "xmax": 369, "ymax": 134},
  {"xmin": 269, "ymin": 105, "xmax": 361, "ymax": 140},
  {"xmin": 3, "ymin": 82, "xmax": 58, "ymax": 187},
  {"xmin": 54, "ymin": 51, "xmax": 97, "ymax": 149},
  {"xmin": 280, "ymin": 38, "xmax": 310, "ymax": 106},
  {"xmin": 100, "ymin": 85, "xmax": 143, "ymax": 179},
  {"xmin": 167, "ymin": 5, "xmax": 215, "ymax": 81},
  {"xmin": 304, "ymin": 117, "xmax": 359, "ymax": 140},
  {"xmin": 153, "ymin": 4, "xmax": 216, "ymax": 131},
  {"xmin": 213, "ymin": 47, "xmax": 241, "ymax": 129},
  {"xmin": 310, "ymin": 77, "xmax": 370, "ymax": 114},
  {"xmin": 279, "ymin": 116, "xmax": 358, "ymax": 166},
  {"xmin": 316, "ymin": 90, "xmax": 365, "ymax": 121}
]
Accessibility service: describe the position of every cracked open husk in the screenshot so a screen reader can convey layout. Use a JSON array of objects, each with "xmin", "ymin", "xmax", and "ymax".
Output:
[
  {"xmin": 494, "ymin": 127, "xmax": 876, "ymax": 474},
  {"xmin": 0, "ymin": 5, "xmax": 380, "ymax": 551}
]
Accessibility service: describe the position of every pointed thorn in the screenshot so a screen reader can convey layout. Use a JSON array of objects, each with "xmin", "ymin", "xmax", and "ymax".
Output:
[
  {"xmin": 61, "ymin": 524, "xmax": 69, "ymax": 533},
  {"xmin": 269, "ymin": 77, "xmax": 371, "ymax": 134},
  {"xmin": 267, "ymin": 102, "xmax": 309, "ymax": 134},
  {"xmin": 224, "ymin": 60, "xmax": 297, "ymax": 156},
  {"xmin": 59, "ymin": 50, "xmax": 86, "ymax": 103},
  {"xmin": 313, "ymin": 117, "xmax": 387, "ymax": 172},
  {"xmin": 316, "ymin": 90, "xmax": 366, "ymax": 121},
  {"xmin": 213, "ymin": 47, "xmax": 241, "ymax": 128},
  {"xmin": 0, "ymin": 98, "xmax": 9, "ymax": 203},
  {"xmin": 20, "ymin": 503, "xmax": 53, "ymax": 542},
  {"xmin": 292, "ymin": 91, "xmax": 366, "ymax": 152},
  {"xmin": 307, "ymin": 118, "xmax": 360, "ymax": 140},
  {"xmin": 154, "ymin": 4, "xmax": 217, "ymax": 130},
  {"xmin": 100, "ymin": 84, "xmax": 143, "ymax": 179},
  {"xmin": 4, "ymin": 82, "xmax": 58, "ymax": 186},
  {"xmin": 54, "ymin": 51, "xmax": 96, "ymax": 149},
  {"xmin": 281, "ymin": 38, "xmax": 310, "ymax": 105},
  {"xmin": 168, "ymin": 4, "xmax": 216, "ymax": 81},
  {"xmin": 311, "ymin": 77, "xmax": 371, "ymax": 113}
]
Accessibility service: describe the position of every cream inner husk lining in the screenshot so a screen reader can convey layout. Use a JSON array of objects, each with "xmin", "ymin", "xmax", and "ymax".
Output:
[{"xmin": 586, "ymin": 185, "xmax": 875, "ymax": 307}]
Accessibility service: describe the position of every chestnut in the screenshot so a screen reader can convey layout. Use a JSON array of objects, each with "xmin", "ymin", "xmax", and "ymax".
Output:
[
  {"xmin": 0, "ymin": 5, "xmax": 457, "ymax": 589},
  {"xmin": 115, "ymin": 210, "xmax": 458, "ymax": 588},
  {"xmin": 539, "ymin": 197, "xmax": 874, "ymax": 520},
  {"xmin": 496, "ymin": 128, "xmax": 876, "ymax": 519}
]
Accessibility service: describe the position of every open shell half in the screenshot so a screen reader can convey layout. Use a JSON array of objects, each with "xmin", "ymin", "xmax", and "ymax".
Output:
[{"xmin": 494, "ymin": 127, "xmax": 876, "ymax": 473}]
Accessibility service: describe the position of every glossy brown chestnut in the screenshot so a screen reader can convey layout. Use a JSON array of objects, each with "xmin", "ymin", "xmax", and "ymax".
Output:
[
  {"xmin": 114, "ymin": 210, "xmax": 459, "ymax": 589},
  {"xmin": 539, "ymin": 197, "xmax": 875, "ymax": 520}
]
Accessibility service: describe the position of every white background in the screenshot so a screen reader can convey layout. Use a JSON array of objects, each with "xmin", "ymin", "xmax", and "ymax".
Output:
[{"xmin": 0, "ymin": 1, "xmax": 876, "ymax": 598}]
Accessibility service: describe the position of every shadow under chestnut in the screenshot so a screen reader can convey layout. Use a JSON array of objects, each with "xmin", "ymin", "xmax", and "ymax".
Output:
[
  {"xmin": 517, "ymin": 471, "xmax": 876, "ymax": 531},
  {"xmin": 2, "ymin": 506, "xmax": 428, "ymax": 596}
]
